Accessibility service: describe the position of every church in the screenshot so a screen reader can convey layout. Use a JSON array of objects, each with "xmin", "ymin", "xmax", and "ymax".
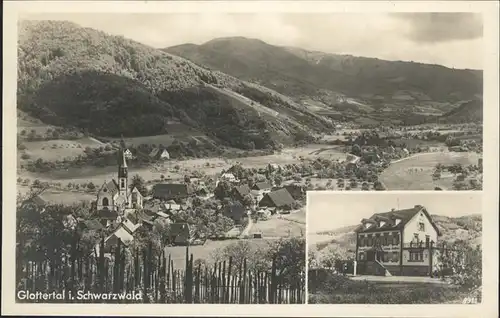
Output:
[{"xmin": 96, "ymin": 148, "xmax": 144, "ymax": 219}]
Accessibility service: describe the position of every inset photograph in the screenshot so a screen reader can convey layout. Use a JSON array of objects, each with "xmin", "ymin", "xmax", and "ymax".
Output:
[{"xmin": 307, "ymin": 191, "xmax": 482, "ymax": 304}]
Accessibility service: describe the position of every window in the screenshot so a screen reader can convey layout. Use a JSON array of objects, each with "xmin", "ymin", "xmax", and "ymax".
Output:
[
  {"xmin": 367, "ymin": 235, "xmax": 373, "ymax": 246},
  {"xmin": 382, "ymin": 234, "xmax": 388, "ymax": 246},
  {"xmin": 383, "ymin": 252, "xmax": 389, "ymax": 262},
  {"xmin": 418, "ymin": 222, "xmax": 425, "ymax": 231},
  {"xmin": 102, "ymin": 197, "xmax": 109, "ymax": 206},
  {"xmin": 413, "ymin": 233, "xmax": 419, "ymax": 243},
  {"xmin": 120, "ymin": 179, "xmax": 125, "ymax": 189},
  {"xmin": 392, "ymin": 232, "xmax": 400, "ymax": 245},
  {"xmin": 359, "ymin": 252, "xmax": 365, "ymax": 261},
  {"xmin": 392, "ymin": 252, "xmax": 399, "ymax": 262},
  {"xmin": 409, "ymin": 251, "xmax": 424, "ymax": 262}
]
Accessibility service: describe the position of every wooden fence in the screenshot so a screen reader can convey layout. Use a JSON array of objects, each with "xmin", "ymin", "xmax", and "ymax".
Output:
[{"xmin": 17, "ymin": 239, "xmax": 305, "ymax": 304}]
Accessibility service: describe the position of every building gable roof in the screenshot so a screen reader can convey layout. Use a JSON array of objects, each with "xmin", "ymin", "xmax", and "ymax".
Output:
[
  {"xmin": 262, "ymin": 188, "xmax": 295, "ymax": 207},
  {"xmin": 356, "ymin": 205, "xmax": 441, "ymax": 235},
  {"xmin": 170, "ymin": 223, "xmax": 191, "ymax": 236},
  {"xmin": 152, "ymin": 183, "xmax": 191, "ymax": 200},
  {"xmin": 82, "ymin": 219, "xmax": 105, "ymax": 231},
  {"xmin": 233, "ymin": 184, "xmax": 251, "ymax": 198},
  {"xmin": 253, "ymin": 182, "xmax": 272, "ymax": 191}
]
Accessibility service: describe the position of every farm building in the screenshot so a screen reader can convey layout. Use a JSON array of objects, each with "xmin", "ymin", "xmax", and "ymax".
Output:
[
  {"xmin": 252, "ymin": 181, "xmax": 272, "ymax": 192},
  {"xmin": 152, "ymin": 183, "xmax": 192, "ymax": 202},
  {"xmin": 149, "ymin": 148, "xmax": 170, "ymax": 160},
  {"xmin": 232, "ymin": 184, "xmax": 251, "ymax": 202},
  {"xmin": 168, "ymin": 223, "xmax": 193, "ymax": 245},
  {"xmin": 222, "ymin": 201, "xmax": 248, "ymax": 224},
  {"xmin": 276, "ymin": 184, "xmax": 305, "ymax": 201},
  {"xmin": 219, "ymin": 172, "xmax": 238, "ymax": 183},
  {"xmin": 258, "ymin": 188, "xmax": 295, "ymax": 210},
  {"xmin": 355, "ymin": 205, "xmax": 442, "ymax": 277},
  {"xmin": 98, "ymin": 209, "xmax": 119, "ymax": 227}
]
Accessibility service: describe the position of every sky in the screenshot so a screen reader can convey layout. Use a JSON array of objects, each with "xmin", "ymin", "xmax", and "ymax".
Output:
[
  {"xmin": 307, "ymin": 192, "xmax": 482, "ymax": 233},
  {"xmin": 20, "ymin": 12, "xmax": 483, "ymax": 70}
]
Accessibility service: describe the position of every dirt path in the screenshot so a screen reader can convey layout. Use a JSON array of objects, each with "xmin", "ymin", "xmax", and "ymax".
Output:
[{"xmin": 239, "ymin": 213, "xmax": 254, "ymax": 237}]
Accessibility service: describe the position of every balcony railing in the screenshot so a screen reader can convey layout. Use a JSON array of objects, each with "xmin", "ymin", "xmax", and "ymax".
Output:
[{"xmin": 403, "ymin": 241, "xmax": 432, "ymax": 248}]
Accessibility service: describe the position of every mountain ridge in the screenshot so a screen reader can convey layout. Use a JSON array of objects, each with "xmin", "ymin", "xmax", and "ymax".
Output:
[
  {"xmin": 165, "ymin": 36, "xmax": 483, "ymax": 123},
  {"xmin": 17, "ymin": 20, "xmax": 333, "ymax": 150}
]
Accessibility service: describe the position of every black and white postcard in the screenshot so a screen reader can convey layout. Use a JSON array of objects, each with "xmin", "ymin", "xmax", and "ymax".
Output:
[{"xmin": 2, "ymin": 1, "xmax": 498, "ymax": 317}]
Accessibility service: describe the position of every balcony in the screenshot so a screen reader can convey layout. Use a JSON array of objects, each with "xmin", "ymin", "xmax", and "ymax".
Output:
[{"xmin": 403, "ymin": 241, "xmax": 432, "ymax": 249}]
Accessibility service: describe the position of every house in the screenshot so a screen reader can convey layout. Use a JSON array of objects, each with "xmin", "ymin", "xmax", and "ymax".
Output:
[
  {"xmin": 78, "ymin": 219, "xmax": 105, "ymax": 232},
  {"xmin": 252, "ymin": 182, "xmax": 272, "ymax": 195},
  {"xmin": 256, "ymin": 208, "xmax": 272, "ymax": 219},
  {"xmin": 282, "ymin": 184, "xmax": 306, "ymax": 201},
  {"xmin": 152, "ymin": 183, "xmax": 191, "ymax": 202},
  {"xmin": 149, "ymin": 148, "xmax": 170, "ymax": 160},
  {"xmin": 219, "ymin": 172, "xmax": 238, "ymax": 184},
  {"xmin": 362, "ymin": 151, "xmax": 381, "ymax": 163},
  {"xmin": 127, "ymin": 210, "xmax": 155, "ymax": 230},
  {"xmin": 102, "ymin": 224, "xmax": 134, "ymax": 253},
  {"xmin": 355, "ymin": 205, "xmax": 441, "ymax": 277},
  {"xmin": 168, "ymin": 223, "xmax": 192, "ymax": 245},
  {"xmin": 345, "ymin": 154, "xmax": 361, "ymax": 170},
  {"xmin": 223, "ymin": 201, "xmax": 248, "ymax": 224},
  {"xmin": 232, "ymin": 184, "xmax": 251, "ymax": 202},
  {"xmin": 98, "ymin": 209, "xmax": 120, "ymax": 227},
  {"xmin": 95, "ymin": 149, "xmax": 144, "ymax": 219},
  {"xmin": 258, "ymin": 188, "xmax": 295, "ymax": 210}
]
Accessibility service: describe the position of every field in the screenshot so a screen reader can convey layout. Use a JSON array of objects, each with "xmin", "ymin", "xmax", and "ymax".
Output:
[
  {"xmin": 17, "ymin": 185, "xmax": 95, "ymax": 204},
  {"xmin": 20, "ymin": 145, "xmax": 348, "ymax": 186},
  {"xmin": 164, "ymin": 239, "xmax": 278, "ymax": 269},
  {"xmin": 19, "ymin": 138, "xmax": 104, "ymax": 162},
  {"xmin": 380, "ymin": 152, "xmax": 481, "ymax": 190},
  {"xmin": 250, "ymin": 214, "xmax": 305, "ymax": 238}
]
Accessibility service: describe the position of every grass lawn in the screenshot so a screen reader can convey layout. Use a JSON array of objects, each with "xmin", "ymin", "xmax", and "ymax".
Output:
[
  {"xmin": 250, "ymin": 216, "xmax": 305, "ymax": 238},
  {"xmin": 380, "ymin": 152, "xmax": 481, "ymax": 190},
  {"xmin": 308, "ymin": 273, "xmax": 474, "ymax": 304}
]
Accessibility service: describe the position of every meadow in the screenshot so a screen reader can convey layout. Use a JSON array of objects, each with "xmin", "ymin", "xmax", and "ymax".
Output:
[{"xmin": 380, "ymin": 151, "xmax": 481, "ymax": 190}]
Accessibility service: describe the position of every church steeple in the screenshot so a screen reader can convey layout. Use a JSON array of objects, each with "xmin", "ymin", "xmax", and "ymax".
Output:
[{"xmin": 117, "ymin": 140, "xmax": 128, "ymax": 197}]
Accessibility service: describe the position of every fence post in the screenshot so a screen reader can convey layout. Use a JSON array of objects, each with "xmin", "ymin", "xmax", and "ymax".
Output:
[{"xmin": 226, "ymin": 257, "xmax": 232, "ymax": 303}]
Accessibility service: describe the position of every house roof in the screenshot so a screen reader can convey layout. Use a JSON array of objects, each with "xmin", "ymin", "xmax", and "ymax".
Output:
[
  {"xmin": 282, "ymin": 185, "xmax": 305, "ymax": 200},
  {"xmin": 107, "ymin": 226, "xmax": 134, "ymax": 246},
  {"xmin": 224, "ymin": 202, "xmax": 247, "ymax": 221},
  {"xmin": 170, "ymin": 223, "xmax": 191, "ymax": 236},
  {"xmin": 253, "ymin": 182, "xmax": 272, "ymax": 190},
  {"xmin": 82, "ymin": 219, "xmax": 104, "ymax": 231},
  {"xmin": 233, "ymin": 184, "xmax": 251, "ymax": 197},
  {"xmin": 149, "ymin": 148, "xmax": 160, "ymax": 158},
  {"xmin": 98, "ymin": 209, "xmax": 119, "ymax": 219},
  {"xmin": 355, "ymin": 205, "xmax": 441, "ymax": 235},
  {"xmin": 261, "ymin": 188, "xmax": 295, "ymax": 207},
  {"xmin": 152, "ymin": 183, "xmax": 191, "ymax": 200}
]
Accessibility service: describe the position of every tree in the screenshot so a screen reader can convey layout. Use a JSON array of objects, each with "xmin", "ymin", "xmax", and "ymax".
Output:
[
  {"xmin": 87, "ymin": 182, "xmax": 96, "ymax": 191},
  {"xmin": 351, "ymin": 144, "xmax": 362, "ymax": 157},
  {"xmin": 130, "ymin": 174, "xmax": 148, "ymax": 196},
  {"xmin": 438, "ymin": 240, "xmax": 482, "ymax": 291},
  {"xmin": 267, "ymin": 237, "xmax": 306, "ymax": 286},
  {"xmin": 214, "ymin": 180, "xmax": 232, "ymax": 201},
  {"xmin": 241, "ymin": 194, "xmax": 255, "ymax": 208},
  {"xmin": 274, "ymin": 175, "xmax": 283, "ymax": 187}
]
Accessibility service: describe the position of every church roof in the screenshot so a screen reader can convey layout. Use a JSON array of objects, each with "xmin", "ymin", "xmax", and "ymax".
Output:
[{"xmin": 102, "ymin": 180, "xmax": 119, "ymax": 195}]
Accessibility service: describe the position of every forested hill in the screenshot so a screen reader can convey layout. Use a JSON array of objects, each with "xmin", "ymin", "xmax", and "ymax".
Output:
[
  {"xmin": 17, "ymin": 20, "xmax": 333, "ymax": 150},
  {"xmin": 166, "ymin": 37, "xmax": 482, "ymax": 116}
]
